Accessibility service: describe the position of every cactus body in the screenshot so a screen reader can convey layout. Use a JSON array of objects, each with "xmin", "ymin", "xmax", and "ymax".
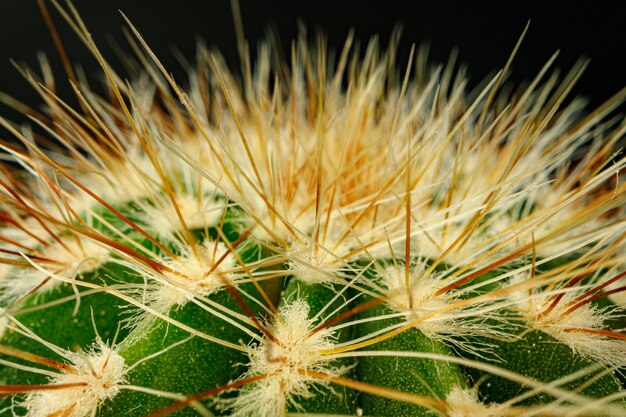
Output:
[{"xmin": 1, "ymin": 4, "xmax": 626, "ymax": 417}]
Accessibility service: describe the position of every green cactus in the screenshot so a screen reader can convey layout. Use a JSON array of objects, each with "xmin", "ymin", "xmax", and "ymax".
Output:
[{"xmin": 1, "ymin": 3, "xmax": 625, "ymax": 417}]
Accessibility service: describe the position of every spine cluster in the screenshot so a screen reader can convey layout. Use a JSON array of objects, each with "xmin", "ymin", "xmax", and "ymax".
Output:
[{"xmin": 0, "ymin": 4, "xmax": 625, "ymax": 417}]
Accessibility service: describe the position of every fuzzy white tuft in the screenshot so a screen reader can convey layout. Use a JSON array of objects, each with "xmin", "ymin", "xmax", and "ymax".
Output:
[
  {"xmin": 509, "ymin": 273, "xmax": 626, "ymax": 367},
  {"xmin": 122, "ymin": 240, "xmax": 240, "ymax": 332},
  {"xmin": 22, "ymin": 338, "xmax": 127, "ymax": 417},
  {"xmin": 78, "ymin": 145, "xmax": 160, "ymax": 206},
  {"xmin": 375, "ymin": 261, "xmax": 510, "ymax": 354},
  {"xmin": 380, "ymin": 261, "xmax": 451, "ymax": 314},
  {"xmin": 444, "ymin": 386, "xmax": 503, "ymax": 417},
  {"xmin": 0, "ymin": 238, "xmax": 110, "ymax": 304},
  {"xmin": 156, "ymin": 241, "xmax": 238, "ymax": 307},
  {"xmin": 286, "ymin": 239, "xmax": 356, "ymax": 285},
  {"xmin": 139, "ymin": 192, "xmax": 226, "ymax": 239},
  {"xmin": 221, "ymin": 300, "xmax": 348, "ymax": 417},
  {"xmin": 0, "ymin": 308, "xmax": 8, "ymax": 340}
]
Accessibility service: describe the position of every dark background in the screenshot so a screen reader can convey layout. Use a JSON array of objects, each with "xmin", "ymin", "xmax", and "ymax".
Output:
[{"xmin": 1, "ymin": 1, "xmax": 625, "ymax": 139}]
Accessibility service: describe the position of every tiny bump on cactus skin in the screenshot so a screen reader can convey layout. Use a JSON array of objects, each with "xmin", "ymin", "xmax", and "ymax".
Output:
[{"xmin": 1, "ymin": 3, "xmax": 626, "ymax": 417}]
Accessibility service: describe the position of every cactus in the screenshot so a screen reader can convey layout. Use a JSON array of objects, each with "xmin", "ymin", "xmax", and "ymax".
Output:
[{"xmin": 1, "ymin": 3, "xmax": 625, "ymax": 417}]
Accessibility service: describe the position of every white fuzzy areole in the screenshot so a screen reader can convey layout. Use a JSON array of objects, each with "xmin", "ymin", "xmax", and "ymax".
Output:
[
  {"xmin": 23, "ymin": 339, "xmax": 126, "ymax": 417},
  {"xmin": 379, "ymin": 262, "xmax": 459, "ymax": 340},
  {"xmin": 0, "ymin": 238, "xmax": 110, "ymax": 303},
  {"xmin": 445, "ymin": 387, "xmax": 503, "ymax": 417},
  {"xmin": 381, "ymin": 262, "xmax": 449, "ymax": 313},
  {"xmin": 141, "ymin": 192, "xmax": 226, "ymax": 238},
  {"xmin": 142, "ymin": 241, "xmax": 239, "ymax": 316},
  {"xmin": 285, "ymin": 237, "xmax": 355, "ymax": 285},
  {"xmin": 78, "ymin": 147, "xmax": 159, "ymax": 205},
  {"xmin": 0, "ymin": 217, "xmax": 49, "ymax": 251},
  {"xmin": 377, "ymin": 261, "xmax": 511, "ymax": 355},
  {"xmin": 224, "ymin": 300, "xmax": 347, "ymax": 417},
  {"xmin": 0, "ymin": 308, "xmax": 8, "ymax": 341},
  {"xmin": 509, "ymin": 273, "xmax": 626, "ymax": 367}
]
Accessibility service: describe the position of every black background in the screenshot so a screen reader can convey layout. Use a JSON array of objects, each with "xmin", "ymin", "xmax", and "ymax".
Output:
[{"xmin": 1, "ymin": 1, "xmax": 625, "ymax": 139}]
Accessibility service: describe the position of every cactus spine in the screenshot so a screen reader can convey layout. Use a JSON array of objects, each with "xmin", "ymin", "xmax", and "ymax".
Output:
[{"xmin": 1, "ymin": 3, "xmax": 625, "ymax": 417}]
